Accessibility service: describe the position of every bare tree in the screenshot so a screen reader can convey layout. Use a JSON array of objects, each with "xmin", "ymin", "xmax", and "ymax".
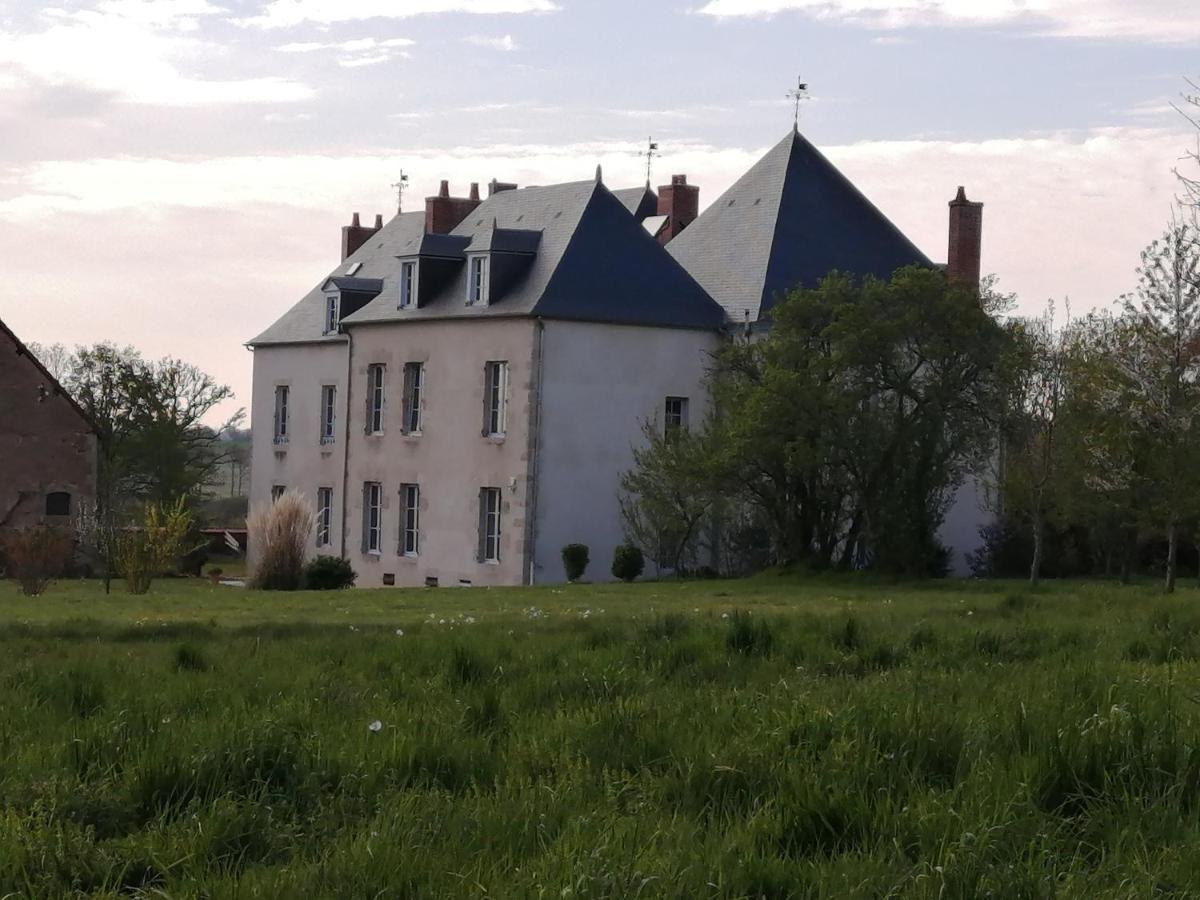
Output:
[
  {"xmin": 1102, "ymin": 226, "xmax": 1200, "ymax": 592},
  {"xmin": 1177, "ymin": 77, "xmax": 1200, "ymax": 220}
]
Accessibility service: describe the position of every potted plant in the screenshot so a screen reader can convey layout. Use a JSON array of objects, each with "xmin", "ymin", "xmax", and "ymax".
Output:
[{"xmin": 207, "ymin": 566, "xmax": 224, "ymax": 586}]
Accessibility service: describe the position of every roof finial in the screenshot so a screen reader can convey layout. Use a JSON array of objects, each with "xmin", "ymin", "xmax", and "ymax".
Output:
[
  {"xmin": 643, "ymin": 136, "xmax": 659, "ymax": 187},
  {"xmin": 786, "ymin": 77, "xmax": 809, "ymax": 132},
  {"xmin": 390, "ymin": 170, "xmax": 409, "ymax": 213},
  {"xmin": 595, "ymin": 163, "xmax": 603, "ymax": 184}
]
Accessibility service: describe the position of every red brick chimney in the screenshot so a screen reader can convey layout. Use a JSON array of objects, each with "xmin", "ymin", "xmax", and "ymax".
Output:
[
  {"xmin": 948, "ymin": 186, "xmax": 984, "ymax": 287},
  {"xmin": 425, "ymin": 181, "xmax": 482, "ymax": 234},
  {"xmin": 341, "ymin": 212, "xmax": 383, "ymax": 261},
  {"xmin": 656, "ymin": 174, "xmax": 699, "ymax": 245}
]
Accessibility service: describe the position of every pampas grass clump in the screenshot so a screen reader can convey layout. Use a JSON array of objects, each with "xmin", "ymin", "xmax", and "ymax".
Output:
[{"xmin": 248, "ymin": 491, "xmax": 314, "ymax": 591}]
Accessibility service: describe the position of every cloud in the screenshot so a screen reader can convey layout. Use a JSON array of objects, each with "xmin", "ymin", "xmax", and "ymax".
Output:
[
  {"xmin": 693, "ymin": 0, "xmax": 1200, "ymax": 42},
  {"xmin": 240, "ymin": 0, "xmax": 559, "ymax": 29},
  {"xmin": 464, "ymin": 34, "xmax": 518, "ymax": 50},
  {"xmin": 276, "ymin": 35, "xmax": 414, "ymax": 66},
  {"xmin": 1, "ymin": 127, "xmax": 1192, "ymax": 429},
  {"xmin": 0, "ymin": 3, "xmax": 312, "ymax": 105}
]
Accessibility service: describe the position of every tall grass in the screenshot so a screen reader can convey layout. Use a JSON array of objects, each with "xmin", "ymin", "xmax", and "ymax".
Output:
[
  {"xmin": 247, "ymin": 491, "xmax": 314, "ymax": 590},
  {"xmin": 1, "ymin": 577, "xmax": 1200, "ymax": 895}
]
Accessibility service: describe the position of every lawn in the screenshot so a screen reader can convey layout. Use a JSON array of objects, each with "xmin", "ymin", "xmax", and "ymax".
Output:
[{"xmin": 3, "ymin": 574, "xmax": 1200, "ymax": 897}]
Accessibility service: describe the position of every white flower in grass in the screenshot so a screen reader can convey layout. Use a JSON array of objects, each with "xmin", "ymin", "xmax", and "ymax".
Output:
[
  {"xmin": 395, "ymin": 628, "xmax": 404, "ymax": 636},
  {"xmin": 368, "ymin": 720, "xmax": 383, "ymax": 732},
  {"xmin": 721, "ymin": 613, "xmax": 729, "ymax": 619},
  {"xmin": 465, "ymin": 616, "xmax": 476, "ymax": 624}
]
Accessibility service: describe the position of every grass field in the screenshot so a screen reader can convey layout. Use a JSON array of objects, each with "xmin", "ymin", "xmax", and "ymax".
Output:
[{"xmin": 4, "ymin": 575, "xmax": 1200, "ymax": 898}]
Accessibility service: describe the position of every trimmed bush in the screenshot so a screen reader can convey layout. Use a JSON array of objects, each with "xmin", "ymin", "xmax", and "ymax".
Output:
[
  {"xmin": 247, "ymin": 492, "xmax": 313, "ymax": 591},
  {"xmin": 0, "ymin": 525, "xmax": 75, "ymax": 596},
  {"xmin": 302, "ymin": 556, "xmax": 357, "ymax": 590},
  {"xmin": 561, "ymin": 544, "xmax": 590, "ymax": 582},
  {"xmin": 611, "ymin": 544, "xmax": 645, "ymax": 582}
]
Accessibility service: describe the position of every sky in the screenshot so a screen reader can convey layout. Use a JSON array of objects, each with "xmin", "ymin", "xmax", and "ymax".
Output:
[{"xmin": 0, "ymin": 0, "xmax": 1196, "ymax": 427}]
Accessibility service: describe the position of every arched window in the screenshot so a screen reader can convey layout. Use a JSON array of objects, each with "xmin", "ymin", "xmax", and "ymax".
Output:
[{"xmin": 45, "ymin": 492, "xmax": 71, "ymax": 517}]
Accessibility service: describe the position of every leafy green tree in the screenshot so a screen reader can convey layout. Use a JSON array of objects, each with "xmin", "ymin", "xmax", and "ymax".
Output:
[
  {"xmin": 55, "ymin": 344, "xmax": 242, "ymax": 513},
  {"xmin": 1001, "ymin": 304, "xmax": 1080, "ymax": 585},
  {"xmin": 711, "ymin": 266, "xmax": 1011, "ymax": 575},
  {"xmin": 618, "ymin": 418, "xmax": 722, "ymax": 575}
]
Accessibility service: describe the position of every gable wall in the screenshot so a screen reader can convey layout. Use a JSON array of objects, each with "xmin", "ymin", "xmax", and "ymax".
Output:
[
  {"xmin": 533, "ymin": 320, "xmax": 721, "ymax": 582},
  {"xmin": 0, "ymin": 334, "xmax": 97, "ymax": 528}
]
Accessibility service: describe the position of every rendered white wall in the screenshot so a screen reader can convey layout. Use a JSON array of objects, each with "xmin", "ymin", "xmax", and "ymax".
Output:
[
  {"xmin": 248, "ymin": 342, "xmax": 350, "ymax": 566},
  {"xmin": 342, "ymin": 318, "xmax": 537, "ymax": 588},
  {"xmin": 532, "ymin": 320, "xmax": 721, "ymax": 583}
]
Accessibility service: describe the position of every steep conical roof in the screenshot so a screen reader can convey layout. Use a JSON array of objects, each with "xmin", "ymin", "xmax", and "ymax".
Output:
[{"xmin": 667, "ymin": 130, "xmax": 933, "ymax": 323}]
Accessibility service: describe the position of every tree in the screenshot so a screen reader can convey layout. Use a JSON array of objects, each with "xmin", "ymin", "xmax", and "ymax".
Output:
[
  {"xmin": 1177, "ymin": 77, "xmax": 1199, "ymax": 220},
  {"xmin": 56, "ymin": 344, "xmax": 243, "ymax": 513},
  {"xmin": 618, "ymin": 418, "xmax": 722, "ymax": 575},
  {"xmin": 1097, "ymin": 226, "xmax": 1200, "ymax": 592},
  {"xmin": 1001, "ymin": 304, "xmax": 1077, "ymax": 585},
  {"xmin": 708, "ymin": 267, "xmax": 1012, "ymax": 575}
]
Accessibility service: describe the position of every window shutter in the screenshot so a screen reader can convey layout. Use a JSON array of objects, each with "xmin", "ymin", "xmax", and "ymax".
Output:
[
  {"xmin": 477, "ymin": 488, "xmax": 487, "ymax": 561},
  {"xmin": 364, "ymin": 369, "xmax": 372, "ymax": 435},
  {"xmin": 481, "ymin": 364, "xmax": 491, "ymax": 436},
  {"xmin": 401, "ymin": 364, "xmax": 414, "ymax": 434},
  {"xmin": 360, "ymin": 484, "xmax": 369, "ymax": 553}
]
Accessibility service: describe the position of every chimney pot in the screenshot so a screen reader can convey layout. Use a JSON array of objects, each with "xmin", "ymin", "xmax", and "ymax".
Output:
[
  {"xmin": 947, "ymin": 187, "xmax": 984, "ymax": 289},
  {"xmin": 425, "ymin": 183, "xmax": 483, "ymax": 234},
  {"xmin": 341, "ymin": 210, "xmax": 383, "ymax": 261},
  {"xmin": 656, "ymin": 174, "xmax": 700, "ymax": 245}
]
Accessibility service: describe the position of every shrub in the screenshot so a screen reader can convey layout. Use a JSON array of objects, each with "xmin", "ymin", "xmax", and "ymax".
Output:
[
  {"xmin": 302, "ymin": 556, "xmax": 357, "ymax": 590},
  {"xmin": 561, "ymin": 543, "xmax": 590, "ymax": 582},
  {"xmin": 247, "ymin": 492, "xmax": 314, "ymax": 591},
  {"xmin": 114, "ymin": 499, "xmax": 192, "ymax": 595},
  {"xmin": 611, "ymin": 544, "xmax": 645, "ymax": 582},
  {"xmin": 0, "ymin": 525, "xmax": 75, "ymax": 595}
]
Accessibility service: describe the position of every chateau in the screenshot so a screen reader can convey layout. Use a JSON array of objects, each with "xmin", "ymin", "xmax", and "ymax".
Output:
[{"xmin": 248, "ymin": 129, "xmax": 987, "ymax": 586}]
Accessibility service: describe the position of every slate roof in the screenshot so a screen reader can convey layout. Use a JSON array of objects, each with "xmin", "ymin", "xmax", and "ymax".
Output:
[
  {"xmin": 249, "ymin": 179, "xmax": 724, "ymax": 345},
  {"xmin": 0, "ymin": 316, "xmax": 99, "ymax": 434},
  {"xmin": 612, "ymin": 185, "xmax": 658, "ymax": 221},
  {"xmin": 667, "ymin": 129, "xmax": 934, "ymax": 323}
]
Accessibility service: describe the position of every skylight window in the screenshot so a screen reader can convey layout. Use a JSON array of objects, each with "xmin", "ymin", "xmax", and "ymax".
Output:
[{"xmin": 346, "ymin": 262, "xmax": 363, "ymax": 276}]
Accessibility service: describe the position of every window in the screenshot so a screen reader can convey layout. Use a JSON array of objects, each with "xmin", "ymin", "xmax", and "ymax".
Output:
[
  {"xmin": 479, "ymin": 487, "xmax": 501, "ymax": 562},
  {"xmin": 324, "ymin": 294, "xmax": 339, "ymax": 334},
  {"xmin": 316, "ymin": 487, "xmax": 333, "ymax": 547},
  {"xmin": 363, "ymin": 482, "xmax": 382, "ymax": 554},
  {"xmin": 320, "ymin": 385, "xmax": 337, "ymax": 444},
  {"xmin": 45, "ymin": 491, "xmax": 71, "ymax": 517},
  {"xmin": 467, "ymin": 255, "xmax": 488, "ymax": 305},
  {"xmin": 366, "ymin": 364, "xmax": 385, "ymax": 434},
  {"xmin": 665, "ymin": 396, "xmax": 689, "ymax": 433},
  {"xmin": 400, "ymin": 483, "xmax": 419, "ymax": 556},
  {"xmin": 401, "ymin": 362, "xmax": 423, "ymax": 434},
  {"xmin": 271, "ymin": 485, "xmax": 286, "ymax": 501},
  {"xmin": 273, "ymin": 385, "xmax": 289, "ymax": 443},
  {"xmin": 483, "ymin": 361, "xmax": 508, "ymax": 437},
  {"xmin": 399, "ymin": 260, "xmax": 417, "ymax": 309}
]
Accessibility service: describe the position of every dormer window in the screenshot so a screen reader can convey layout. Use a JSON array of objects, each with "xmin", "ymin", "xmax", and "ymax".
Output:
[
  {"xmin": 399, "ymin": 260, "xmax": 418, "ymax": 309},
  {"xmin": 324, "ymin": 294, "xmax": 339, "ymax": 334},
  {"xmin": 467, "ymin": 255, "xmax": 488, "ymax": 306}
]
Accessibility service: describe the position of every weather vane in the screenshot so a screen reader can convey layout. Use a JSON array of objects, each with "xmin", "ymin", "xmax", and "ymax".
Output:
[
  {"xmin": 786, "ymin": 77, "xmax": 810, "ymax": 130},
  {"xmin": 390, "ymin": 170, "xmax": 409, "ymax": 213},
  {"xmin": 644, "ymin": 136, "xmax": 660, "ymax": 186}
]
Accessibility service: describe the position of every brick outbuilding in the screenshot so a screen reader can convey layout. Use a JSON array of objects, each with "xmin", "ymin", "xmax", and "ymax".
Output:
[{"xmin": 0, "ymin": 319, "xmax": 98, "ymax": 529}]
